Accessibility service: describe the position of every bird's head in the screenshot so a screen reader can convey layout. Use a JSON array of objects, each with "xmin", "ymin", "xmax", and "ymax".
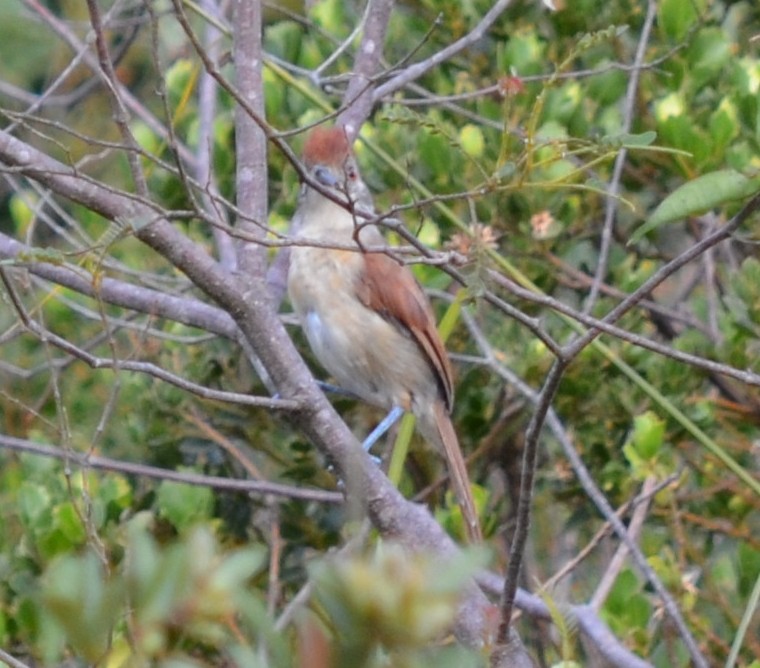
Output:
[{"xmin": 301, "ymin": 126, "xmax": 364, "ymax": 204}]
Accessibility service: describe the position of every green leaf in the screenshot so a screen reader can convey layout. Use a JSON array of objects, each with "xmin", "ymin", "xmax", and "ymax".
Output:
[
  {"xmin": 164, "ymin": 58, "xmax": 195, "ymax": 105},
  {"xmin": 52, "ymin": 502, "xmax": 86, "ymax": 544},
  {"xmin": 605, "ymin": 569, "xmax": 638, "ymax": 610},
  {"xmin": 738, "ymin": 543, "xmax": 760, "ymax": 597},
  {"xmin": 586, "ymin": 64, "xmax": 627, "ymax": 105},
  {"xmin": 208, "ymin": 547, "xmax": 266, "ymax": 593},
  {"xmin": 156, "ymin": 475, "xmax": 214, "ymax": 531},
  {"xmin": 132, "ymin": 121, "xmax": 160, "ymax": 155},
  {"xmin": 459, "ymin": 124, "xmax": 485, "ymax": 159},
  {"xmin": 709, "ymin": 99, "xmax": 740, "ymax": 148},
  {"xmin": 43, "ymin": 551, "xmax": 123, "ymax": 662},
  {"xmin": 600, "ymin": 130, "xmax": 657, "ymax": 148},
  {"xmin": 494, "ymin": 161, "xmax": 517, "ymax": 180},
  {"xmin": 688, "ymin": 28, "xmax": 732, "ymax": 84},
  {"xmin": 264, "ymin": 20, "xmax": 302, "ymax": 64},
  {"xmin": 659, "ymin": 0, "xmax": 698, "ymax": 41},
  {"xmin": 630, "ymin": 170, "xmax": 760, "ymax": 243},
  {"xmin": 309, "ymin": 0, "xmax": 347, "ymax": 36},
  {"xmin": 9, "ymin": 192, "xmax": 36, "ymax": 234},
  {"xmin": 631, "ymin": 411, "xmax": 665, "ymax": 460},
  {"xmin": 503, "ymin": 32, "xmax": 545, "ymax": 74},
  {"xmin": 18, "ymin": 482, "xmax": 51, "ymax": 526}
]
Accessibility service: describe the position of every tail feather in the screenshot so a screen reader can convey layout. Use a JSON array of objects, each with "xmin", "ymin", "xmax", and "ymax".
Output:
[{"xmin": 422, "ymin": 402, "xmax": 482, "ymax": 543}]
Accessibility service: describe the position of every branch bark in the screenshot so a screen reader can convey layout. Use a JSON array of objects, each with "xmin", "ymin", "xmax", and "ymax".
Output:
[
  {"xmin": 336, "ymin": 0, "xmax": 394, "ymax": 137},
  {"xmin": 0, "ymin": 124, "xmax": 494, "ymax": 649}
]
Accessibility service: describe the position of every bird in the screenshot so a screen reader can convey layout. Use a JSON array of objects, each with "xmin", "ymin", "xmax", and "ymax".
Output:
[{"xmin": 287, "ymin": 125, "xmax": 482, "ymax": 543}]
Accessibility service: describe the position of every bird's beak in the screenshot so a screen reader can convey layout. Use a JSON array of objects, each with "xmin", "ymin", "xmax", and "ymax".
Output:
[{"xmin": 314, "ymin": 165, "xmax": 339, "ymax": 188}]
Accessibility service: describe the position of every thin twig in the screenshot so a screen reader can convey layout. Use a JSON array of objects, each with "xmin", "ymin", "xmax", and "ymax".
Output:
[
  {"xmin": 583, "ymin": 0, "xmax": 658, "ymax": 314},
  {"xmin": 459, "ymin": 308, "xmax": 700, "ymax": 665},
  {"xmin": 590, "ymin": 476, "xmax": 658, "ymax": 609},
  {"xmin": 0, "ymin": 433, "xmax": 342, "ymax": 503},
  {"xmin": 21, "ymin": 0, "xmax": 198, "ymax": 168},
  {"xmin": 476, "ymin": 572, "xmax": 654, "ymax": 668},
  {"xmin": 546, "ymin": 251, "xmax": 712, "ymax": 336},
  {"xmin": 565, "ymin": 191, "xmax": 760, "ymax": 359},
  {"xmin": 197, "ymin": 0, "xmax": 237, "ymax": 270},
  {"xmin": 497, "ymin": 359, "xmax": 568, "ymax": 641},
  {"xmin": 544, "ymin": 408, "xmax": 708, "ymax": 668},
  {"xmin": 540, "ymin": 474, "xmax": 678, "ymax": 593},
  {"xmin": 84, "ymin": 0, "xmax": 149, "ymax": 198},
  {"xmin": 488, "ymin": 271, "xmax": 760, "ymax": 388},
  {"xmin": 0, "ymin": 272, "xmax": 296, "ymax": 409},
  {"xmin": 371, "ymin": 0, "xmax": 515, "ymax": 101},
  {"xmin": 0, "ymin": 230, "xmax": 240, "ymax": 340},
  {"xmin": 0, "ymin": 649, "xmax": 31, "ymax": 668}
]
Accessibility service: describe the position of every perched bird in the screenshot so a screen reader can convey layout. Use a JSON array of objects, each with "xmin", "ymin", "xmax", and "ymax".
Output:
[{"xmin": 288, "ymin": 126, "xmax": 481, "ymax": 542}]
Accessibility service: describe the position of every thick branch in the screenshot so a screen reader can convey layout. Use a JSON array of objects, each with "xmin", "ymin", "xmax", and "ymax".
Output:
[
  {"xmin": 233, "ymin": 0, "xmax": 269, "ymax": 276},
  {"xmin": 0, "ymin": 125, "xmax": 494, "ymax": 650},
  {"xmin": 337, "ymin": 0, "xmax": 394, "ymax": 137},
  {"xmin": 0, "ymin": 231, "xmax": 237, "ymax": 339}
]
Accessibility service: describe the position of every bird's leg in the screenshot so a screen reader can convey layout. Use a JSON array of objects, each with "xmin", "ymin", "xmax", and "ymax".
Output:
[
  {"xmin": 361, "ymin": 405, "xmax": 405, "ymax": 453},
  {"xmin": 316, "ymin": 380, "xmax": 357, "ymax": 397},
  {"xmin": 316, "ymin": 382, "xmax": 395, "ymax": 461}
]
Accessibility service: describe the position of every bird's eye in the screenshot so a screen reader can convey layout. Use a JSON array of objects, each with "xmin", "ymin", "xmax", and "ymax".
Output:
[{"xmin": 345, "ymin": 163, "xmax": 358, "ymax": 180}]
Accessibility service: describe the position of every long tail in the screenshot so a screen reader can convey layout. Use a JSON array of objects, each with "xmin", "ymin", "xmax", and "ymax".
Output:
[{"xmin": 422, "ymin": 402, "xmax": 482, "ymax": 543}]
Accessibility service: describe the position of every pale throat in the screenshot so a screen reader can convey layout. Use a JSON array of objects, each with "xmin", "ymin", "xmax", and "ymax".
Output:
[{"xmin": 301, "ymin": 188, "xmax": 381, "ymax": 247}]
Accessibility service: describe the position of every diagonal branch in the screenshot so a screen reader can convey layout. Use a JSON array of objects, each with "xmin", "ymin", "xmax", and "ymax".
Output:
[
  {"xmin": 0, "ymin": 123, "xmax": 495, "ymax": 651},
  {"xmin": 0, "ymin": 434, "xmax": 341, "ymax": 503},
  {"xmin": 582, "ymin": 0, "xmax": 658, "ymax": 314},
  {"xmin": 337, "ymin": 0, "xmax": 394, "ymax": 137},
  {"xmin": 0, "ymin": 231, "xmax": 238, "ymax": 339},
  {"xmin": 372, "ymin": 0, "xmax": 515, "ymax": 101}
]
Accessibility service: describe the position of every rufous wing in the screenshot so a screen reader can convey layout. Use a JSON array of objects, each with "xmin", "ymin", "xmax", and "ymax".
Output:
[
  {"xmin": 355, "ymin": 252, "xmax": 454, "ymax": 411},
  {"xmin": 356, "ymin": 251, "xmax": 481, "ymax": 542}
]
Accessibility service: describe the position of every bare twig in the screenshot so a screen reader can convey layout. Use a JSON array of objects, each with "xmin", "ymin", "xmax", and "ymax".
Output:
[
  {"xmin": 0, "ymin": 97, "xmax": 495, "ymax": 654},
  {"xmin": 700, "ymin": 215, "xmax": 724, "ymax": 343},
  {"xmin": 0, "ymin": 231, "xmax": 239, "ymax": 340},
  {"xmin": 543, "ymin": 407, "xmax": 710, "ymax": 667},
  {"xmin": 546, "ymin": 252, "xmax": 713, "ymax": 336},
  {"xmin": 477, "ymin": 572, "xmax": 654, "ymax": 668},
  {"xmin": 458, "ymin": 308, "xmax": 691, "ymax": 666},
  {"xmin": 21, "ymin": 0, "xmax": 198, "ymax": 168},
  {"xmin": 0, "ymin": 649, "xmax": 32, "ymax": 668},
  {"xmin": 488, "ymin": 272, "xmax": 760, "ymax": 388},
  {"xmin": 565, "ymin": 191, "xmax": 760, "ymax": 359},
  {"xmin": 590, "ymin": 476, "xmax": 658, "ymax": 609},
  {"xmin": 583, "ymin": 0, "xmax": 658, "ymax": 314},
  {"xmin": 0, "ymin": 268, "xmax": 296, "ymax": 407},
  {"xmin": 542, "ymin": 474, "xmax": 678, "ymax": 593},
  {"xmin": 372, "ymin": 0, "xmax": 515, "ymax": 101},
  {"xmin": 0, "ymin": 434, "xmax": 342, "ymax": 503},
  {"xmin": 197, "ymin": 0, "xmax": 237, "ymax": 270},
  {"xmin": 85, "ymin": 0, "xmax": 149, "ymax": 198},
  {"xmin": 497, "ymin": 358, "xmax": 568, "ymax": 641}
]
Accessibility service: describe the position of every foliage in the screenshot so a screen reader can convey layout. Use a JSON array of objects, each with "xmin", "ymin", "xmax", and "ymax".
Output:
[{"xmin": 0, "ymin": 0, "xmax": 759, "ymax": 666}]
